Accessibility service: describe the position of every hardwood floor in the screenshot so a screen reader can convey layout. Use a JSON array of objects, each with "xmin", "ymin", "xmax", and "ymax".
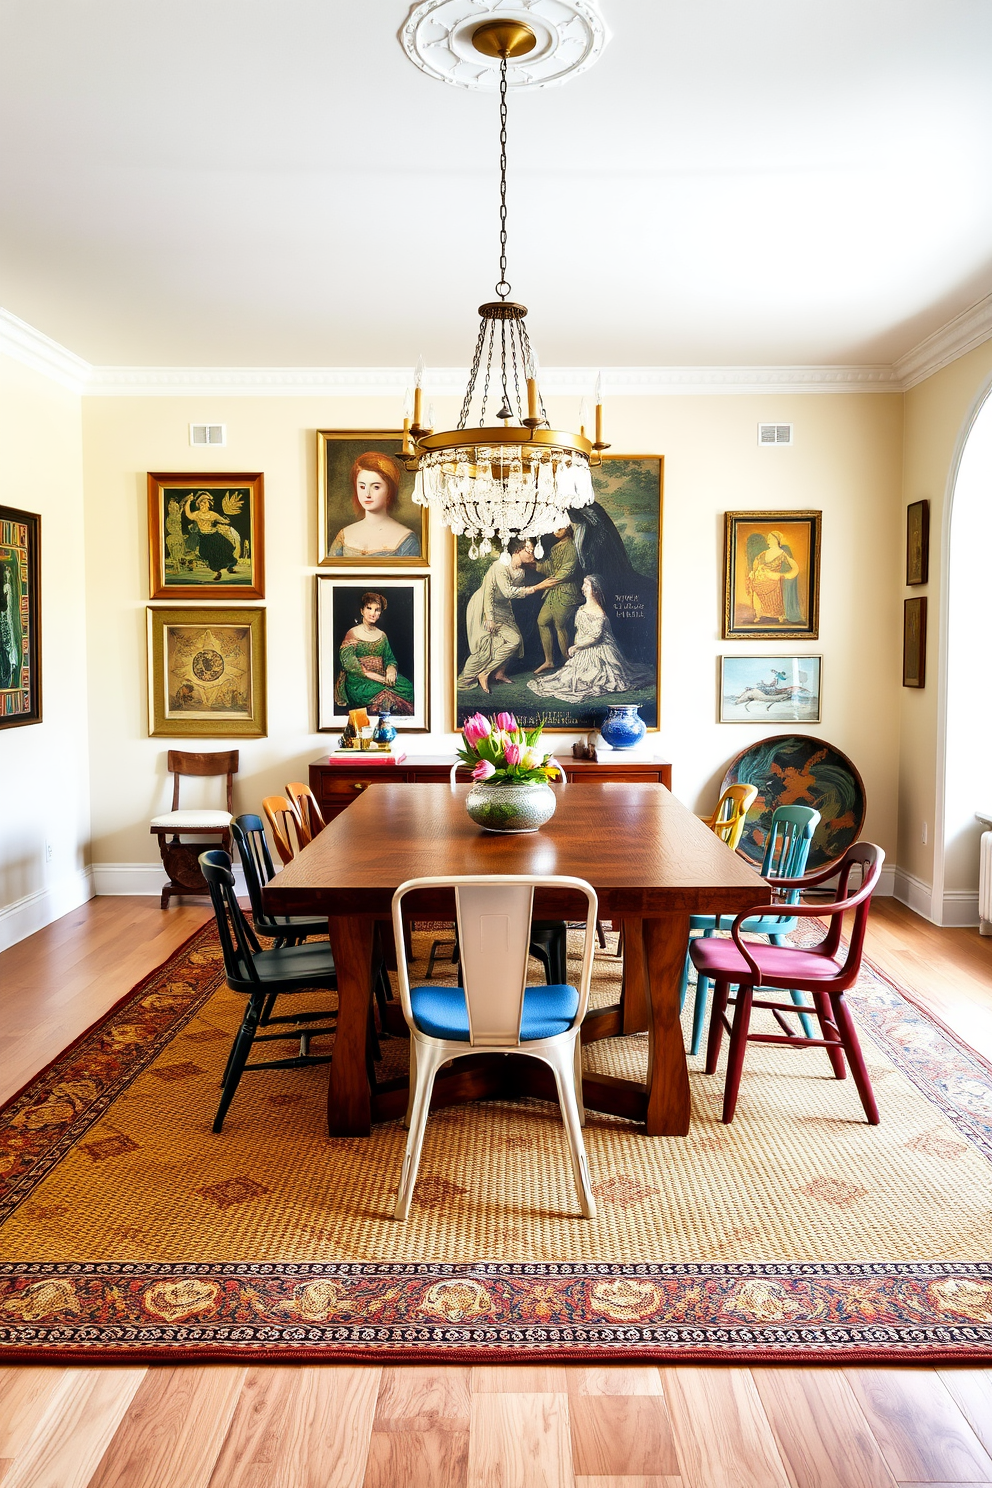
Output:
[{"xmin": 0, "ymin": 894, "xmax": 990, "ymax": 1486}]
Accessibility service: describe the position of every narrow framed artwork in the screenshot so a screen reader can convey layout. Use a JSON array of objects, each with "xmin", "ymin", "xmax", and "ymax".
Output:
[
  {"xmin": 148, "ymin": 473, "xmax": 264, "ymax": 599},
  {"xmin": 316, "ymin": 575, "xmax": 430, "ymax": 732},
  {"xmin": 719, "ymin": 655, "xmax": 822, "ymax": 723},
  {"xmin": 452, "ymin": 455, "xmax": 663, "ymax": 732},
  {"xmin": 723, "ymin": 510, "xmax": 821, "ymax": 640},
  {"xmin": 906, "ymin": 499, "xmax": 930, "ymax": 586},
  {"xmin": 0, "ymin": 505, "xmax": 41, "ymax": 729},
  {"xmin": 317, "ymin": 432, "xmax": 428, "ymax": 566},
  {"xmin": 147, "ymin": 607, "xmax": 267, "ymax": 737},
  {"xmin": 903, "ymin": 596, "xmax": 927, "ymax": 688}
]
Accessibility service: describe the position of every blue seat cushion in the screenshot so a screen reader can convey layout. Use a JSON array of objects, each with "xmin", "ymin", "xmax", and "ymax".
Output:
[{"xmin": 409, "ymin": 984, "xmax": 580, "ymax": 1042}]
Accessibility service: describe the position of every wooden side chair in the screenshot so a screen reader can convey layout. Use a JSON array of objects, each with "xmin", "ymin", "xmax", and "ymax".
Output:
[
  {"xmin": 700, "ymin": 782, "xmax": 759, "ymax": 852},
  {"xmin": 285, "ymin": 781, "xmax": 327, "ymax": 841},
  {"xmin": 263, "ymin": 794, "xmax": 307, "ymax": 865},
  {"xmin": 391, "ymin": 873, "xmax": 600, "ymax": 1221},
  {"xmin": 680, "ymin": 805, "xmax": 822, "ymax": 1054},
  {"xmin": 150, "ymin": 749, "xmax": 238, "ymax": 909},
  {"xmin": 690, "ymin": 843, "xmax": 885, "ymax": 1125}
]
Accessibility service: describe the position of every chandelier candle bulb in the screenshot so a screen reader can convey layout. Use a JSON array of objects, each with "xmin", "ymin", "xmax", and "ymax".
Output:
[{"xmin": 526, "ymin": 375, "xmax": 540, "ymax": 423}]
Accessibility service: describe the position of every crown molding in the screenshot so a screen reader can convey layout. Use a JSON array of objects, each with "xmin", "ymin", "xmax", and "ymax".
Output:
[
  {"xmin": 84, "ymin": 363, "xmax": 903, "ymax": 397},
  {"xmin": 894, "ymin": 292, "xmax": 992, "ymax": 391},
  {"xmin": 0, "ymin": 307, "xmax": 91, "ymax": 393}
]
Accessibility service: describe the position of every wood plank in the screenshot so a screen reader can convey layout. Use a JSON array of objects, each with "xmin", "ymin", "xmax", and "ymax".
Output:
[
  {"xmin": 752, "ymin": 1368, "xmax": 899, "ymax": 1488},
  {"xmin": 938, "ymin": 1370, "xmax": 992, "ymax": 1458},
  {"xmin": 845, "ymin": 1369, "xmax": 992, "ymax": 1484},
  {"xmin": 2, "ymin": 1368, "xmax": 145, "ymax": 1488},
  {"xmin": 206, "ymin": 1365, "xmax": 380, "ymax": 1488},
  {"xmin": 574, "ymin": 1479, "xmax": 682, "ymax": 1488},
  {"xmin": 564, "ymin": 1367, "xmax": 664, "ymax": 1397},
  {"xmin": 472, "ymin": 1367, "xmax": 570, "ymax": 1394},
  {"xmin": 660, "ymin": 1368, "xmax": 792, "ymax": 1488},
  {"xmin": 0, "ymin": 1368, "xmax": 66, "ymax": 1459},
  {"xmin": 362, "ymin": 1430, "xmax": 468, "ymax": 1488},
  {"xmin": 374, "ymin": 1367, "xmax": 471, "ymax": 1432},
  {"xmin": 569, "ymin": 1395, "xmax": 680, "ymax": 1478},
  {"xmin": 86, "ymin": 1365, "xmax": 246, "ymax": 1488},
  {"xmin": 468, "ymin": 1393, "xmax": 573, "ymax": 1488}
]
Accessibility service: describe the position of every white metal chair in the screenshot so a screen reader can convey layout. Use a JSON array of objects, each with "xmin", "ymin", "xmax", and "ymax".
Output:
[{"xmin": 391, "ymin": 873, "xmax": 599, "ymax": 1221}]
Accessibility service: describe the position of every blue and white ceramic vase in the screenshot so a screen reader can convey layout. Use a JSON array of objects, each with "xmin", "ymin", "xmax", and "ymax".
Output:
[
  {"xmin": 600, "ymin": 704, "xmax": 646, "ymax": 750},
  {"xmin": 372, "ymin": 709, "xmax": 397, "ymax": 746}
]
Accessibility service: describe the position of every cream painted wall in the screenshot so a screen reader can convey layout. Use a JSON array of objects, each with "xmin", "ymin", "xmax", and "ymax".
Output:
[
  {"xmin": 0, "ymin": 354, "xmax": 90, "ymax": 948},
  {"xmin": 898, "ymin": 339, "xmax": 992, "ymax": 916},
  {"xmin": 82, "ymin": 390, "xmax": 903, "ymax": 878}
]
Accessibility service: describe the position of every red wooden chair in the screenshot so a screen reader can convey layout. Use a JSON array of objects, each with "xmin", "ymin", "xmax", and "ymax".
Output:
[{"xmin": 690, "ymin": 842, "xmax": 885, "ymax": 1125}]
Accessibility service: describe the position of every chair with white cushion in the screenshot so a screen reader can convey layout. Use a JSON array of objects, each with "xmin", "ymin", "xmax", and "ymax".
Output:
[
  {"xmin": 391, "ymin": 873, "xmax": 599, "ymax": 1221},
  {"xmin": 150, "ymin": 749, "xmax": 237, "ymax": 909}
]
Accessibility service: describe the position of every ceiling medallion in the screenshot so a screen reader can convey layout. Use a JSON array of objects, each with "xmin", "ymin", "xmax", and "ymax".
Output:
[
  {"xmin": 403, "ymin": 20, "xmax": 608, "ymax": 561},
  {"xmin": 399, "ymin": 0, "xmax": 610, "ymax": 91}
]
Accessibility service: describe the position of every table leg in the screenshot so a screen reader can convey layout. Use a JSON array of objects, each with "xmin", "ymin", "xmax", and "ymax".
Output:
[
  {"xmin": 643, "ymin": 913, "xmax": 692, "ymax": 1136},
  {"xmin": 619, "ymin": 916, "xmax": 649, "ymax": 1034},
  {"xmin": 326, "ymin": 915, "xmax": 375, "ymax": 1136}
]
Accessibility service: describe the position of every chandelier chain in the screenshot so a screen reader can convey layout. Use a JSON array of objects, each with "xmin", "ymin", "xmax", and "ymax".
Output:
[
  {"xmin": 481, "ymin": 322, "xmax": 495, "ymax": 424},
  {"xmin": 495, "ymin": 55, "xmax": 511, "ymax": 299},
  {"xmin": 458, "ymin": 316, "xmax": 488, "ymax": 429}
]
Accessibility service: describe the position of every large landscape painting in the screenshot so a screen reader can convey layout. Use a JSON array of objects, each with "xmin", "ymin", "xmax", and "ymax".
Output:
[{"xmin": 453, "ymin": 456, "xmax": 662, "ymax": 732}]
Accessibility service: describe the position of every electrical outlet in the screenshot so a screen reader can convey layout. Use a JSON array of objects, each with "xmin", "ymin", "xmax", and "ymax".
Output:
[
  {"xmin": 921, "ymin": 822, "xmax": 928, "ymax": 845},
  {"xmin": 45, "ymin": 841, "xmax": 53, "ymax": 861}
]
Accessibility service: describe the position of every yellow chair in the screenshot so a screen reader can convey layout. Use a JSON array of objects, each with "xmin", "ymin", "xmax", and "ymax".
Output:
[{"xmin": 700, "ymin": 783, "xmax": 758, "ymax": 852}]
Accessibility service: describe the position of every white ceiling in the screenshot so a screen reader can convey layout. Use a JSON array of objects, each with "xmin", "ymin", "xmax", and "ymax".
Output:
[{"xmin": 1, "ymin": 0, "xmax": 991, "ymax": 369}]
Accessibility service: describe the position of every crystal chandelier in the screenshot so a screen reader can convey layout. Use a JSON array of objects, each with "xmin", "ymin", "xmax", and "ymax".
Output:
[{"xmin": 404, "ymin": 18, "xmax": 607, "ymax": 564}]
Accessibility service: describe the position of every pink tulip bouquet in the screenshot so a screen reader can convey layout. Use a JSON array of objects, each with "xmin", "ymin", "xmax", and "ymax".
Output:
[{"xmin": 458, "ymin": 711, "xmax": 561, "ymax": 786}]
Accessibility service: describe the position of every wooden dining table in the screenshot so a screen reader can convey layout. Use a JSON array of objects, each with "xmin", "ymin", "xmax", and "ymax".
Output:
[{"xmin": 263, "ymin": 781, "xmax": 770, "ymax": 1139}]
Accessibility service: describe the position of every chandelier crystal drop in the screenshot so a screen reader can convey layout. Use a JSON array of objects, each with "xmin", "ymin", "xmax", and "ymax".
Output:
[{"xmin": 404, "ymin": 19, "xmax": 607, "ymax": 557}]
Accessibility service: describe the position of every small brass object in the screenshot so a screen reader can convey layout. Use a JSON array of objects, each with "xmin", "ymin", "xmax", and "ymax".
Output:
[{"xmin": 471, "ymin": 19, "xmax": 538, "ymax": 59}]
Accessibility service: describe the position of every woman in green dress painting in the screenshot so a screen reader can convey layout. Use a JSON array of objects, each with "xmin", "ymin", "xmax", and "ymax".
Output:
[{"xmin": 334, "ymin": 591, "xmax": 415, "ymax": 716}]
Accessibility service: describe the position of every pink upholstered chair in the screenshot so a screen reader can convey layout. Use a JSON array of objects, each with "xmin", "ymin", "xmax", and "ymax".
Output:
[{"xmin": 690, "ymin": 842, "xmax": 885, "ymax": 1125}]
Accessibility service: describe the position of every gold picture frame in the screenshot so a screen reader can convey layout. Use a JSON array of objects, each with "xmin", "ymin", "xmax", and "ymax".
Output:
[
  {"xmin": 148, "ymin": 472, "xmax": 264, "ymax": 599},
  {"xmin": 317, "ymin": 431, "xmax": 428, "ymax": 567},
  {"xmin": 147, "ymin": 607, "xmax": 267, "ymax": 737},
  {"xmin": 723, "ymin": 510, "xmax": 821, "ymax": 640}
]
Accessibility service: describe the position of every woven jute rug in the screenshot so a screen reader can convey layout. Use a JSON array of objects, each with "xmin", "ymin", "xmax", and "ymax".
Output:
[{"xmin": 0, "ymin": 921, "xmax": 990, "ymax": 1363}]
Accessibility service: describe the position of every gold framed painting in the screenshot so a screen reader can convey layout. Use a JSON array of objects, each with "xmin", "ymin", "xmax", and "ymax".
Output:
[
  {"xmin": 147, "ymin": 607, "xmax": 267, "ymax": 737},
  {"xmin": 723, "ymin": 510, "xmax": 821, "ymax": 640},
  {"xmin": 148, "ymin": 472, "xmax": 264, "ymax": 599},
  {"xmin": 317, "ymin": 431, "xmax": 428, "ymax": 566},
  {"xmin": 903, "ymin": 596, "xmax": 927, "ymax": 688}
]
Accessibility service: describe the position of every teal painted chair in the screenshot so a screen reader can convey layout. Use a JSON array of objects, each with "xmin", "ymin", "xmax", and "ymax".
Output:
[{"xmin": 680, "ymin": 805, "xmax": 822, "ymax": 1055}]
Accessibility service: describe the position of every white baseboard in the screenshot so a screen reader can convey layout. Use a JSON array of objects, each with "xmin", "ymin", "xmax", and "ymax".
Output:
[
  {"xmin": 91, "ymin": 861, "xmax": 246, "ymax": 897},
  {"xmin": 939, "ymin": 888, "xmax": 981, "ymax": 928},
  {"xmin": 876, "ymin": 864, "xmax": 895, "ymax": 898},
  {"xmin": 0, "ymin": 867, "xmax": 95, "ymax": 953},
  {"xmin": 892, "ymin": 866, "xmax": 935, "ymax": 922}
]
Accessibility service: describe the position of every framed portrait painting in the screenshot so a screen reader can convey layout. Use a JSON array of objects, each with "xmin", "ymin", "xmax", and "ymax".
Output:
[
  {"xmin": 906, "ymin": 499, "xmax": 929, "ymax": 585},
  {"xmin": 723, "ymin": 510, "xmax": 821, "ymax": 640},
  {"xmin": 148, "ymin": 473, "xmax": 264, "ymax": 599},
  {"xmin": 452, "ymin": 455, "xmax": 663, "ymax": 732},
  {"xmin": 147, "ymin": 607, "xmax": 267, "ymax": 737},
  {"xmin": 903, "ymin": 596, "xmax": 927, "ymax": 688},
  {"xmin": 0, "ymin": 505, "xmax": 41, "ymax": 729},
  {"xmin": 720, "ymin": 655, "xmax": 821, "ymax": 723},
  {"xmin": 317, "ymin": 431, "xmax": 428, "ymax": 566},
  {"xmin": 316, "ymin": 576, "xmax": 430, "ymax": 732}
]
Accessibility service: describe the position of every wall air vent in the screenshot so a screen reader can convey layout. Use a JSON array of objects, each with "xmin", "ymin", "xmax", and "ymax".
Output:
[
  {"xmin": 758, "ymin": 423, "xmax": 793, "ymax": 446},
  {"xmin": 189, "ymin": 423, "xmax": 226, "ymax": 447}
]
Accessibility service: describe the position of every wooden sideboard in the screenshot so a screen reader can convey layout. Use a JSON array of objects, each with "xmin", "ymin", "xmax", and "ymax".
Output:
[{"xmin": 309, "ymin": 752, "xmax": 672, "ymax": 824}]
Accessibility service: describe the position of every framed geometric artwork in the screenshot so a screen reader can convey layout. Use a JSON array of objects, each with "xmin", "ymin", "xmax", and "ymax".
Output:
[
  {"xmin": 315, "ymin": 575, "xmax": 430, "ymax": 732},
  {"xmin": 317, "ymin": 432, "xmax": 428, "ymax": 567},
  {"xmin": 903, "ymin": 596, "xmax": 927, "ymax": 688},
  {"xmin": 906, "ymin": 499, "xmax": 930, "ymax": 586},
  {"xmin": 147, "ymin": 473, "xmax": 264, "ymax": 599},
  {"xmin": 723, "ymin": 510, "xmax": 821, "ymax": 640},
  {"xmin": 719, "ymin": 655, "xmax": 821, "ymax": 723},
  {"xmin": 452, "ymin": 454, "xmax": 663, "ymax": 732},
  {"xmin": 0, "ymin": 505, "xmax": 41, "ymax": 729},
  {"xmin": 147, "ymin": 607, "xmax": 267, "ymax": 737}
]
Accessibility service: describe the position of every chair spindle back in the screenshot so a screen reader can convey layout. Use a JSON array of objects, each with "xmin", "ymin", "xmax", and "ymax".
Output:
[
  {"xmin": 199, "ymin": 849, "xmax": 262, "ymax": 986},
  {"xmin": 285, "ymin": 782, "xmax": 326, "ymax": 841},
  {"xmin": 262, "ymin": 795, "xmax": 307, "ymax": 865}
]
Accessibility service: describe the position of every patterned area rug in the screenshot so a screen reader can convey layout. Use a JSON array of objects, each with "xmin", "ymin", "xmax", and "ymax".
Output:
[{"xmin": 1, "ymin": 921, "xmax": 991, "ymax": 1362}]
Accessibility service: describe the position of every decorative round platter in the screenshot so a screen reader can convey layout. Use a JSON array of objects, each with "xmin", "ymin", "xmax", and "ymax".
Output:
[{"xmin": 720, "ymin": 733, "xmax": 867, "ymax": 871}]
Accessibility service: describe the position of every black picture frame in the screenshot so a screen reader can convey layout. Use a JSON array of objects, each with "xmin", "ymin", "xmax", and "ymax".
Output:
[
  {"xmin": 906, "ymin": 499, "xmax": 930, "ymax": 586},
  {"xmin": 903, "ymin": 596, "xmax": 927, "ymax": 688},
  {"xmin": 0, "ymin": 505, "xmax": 42, "ymax": 729}
]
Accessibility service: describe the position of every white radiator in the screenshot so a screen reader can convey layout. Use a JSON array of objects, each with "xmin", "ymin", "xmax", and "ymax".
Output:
[{"xmin": 980, "ymin": 830, "xmax": 992, "ymax": 934}]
